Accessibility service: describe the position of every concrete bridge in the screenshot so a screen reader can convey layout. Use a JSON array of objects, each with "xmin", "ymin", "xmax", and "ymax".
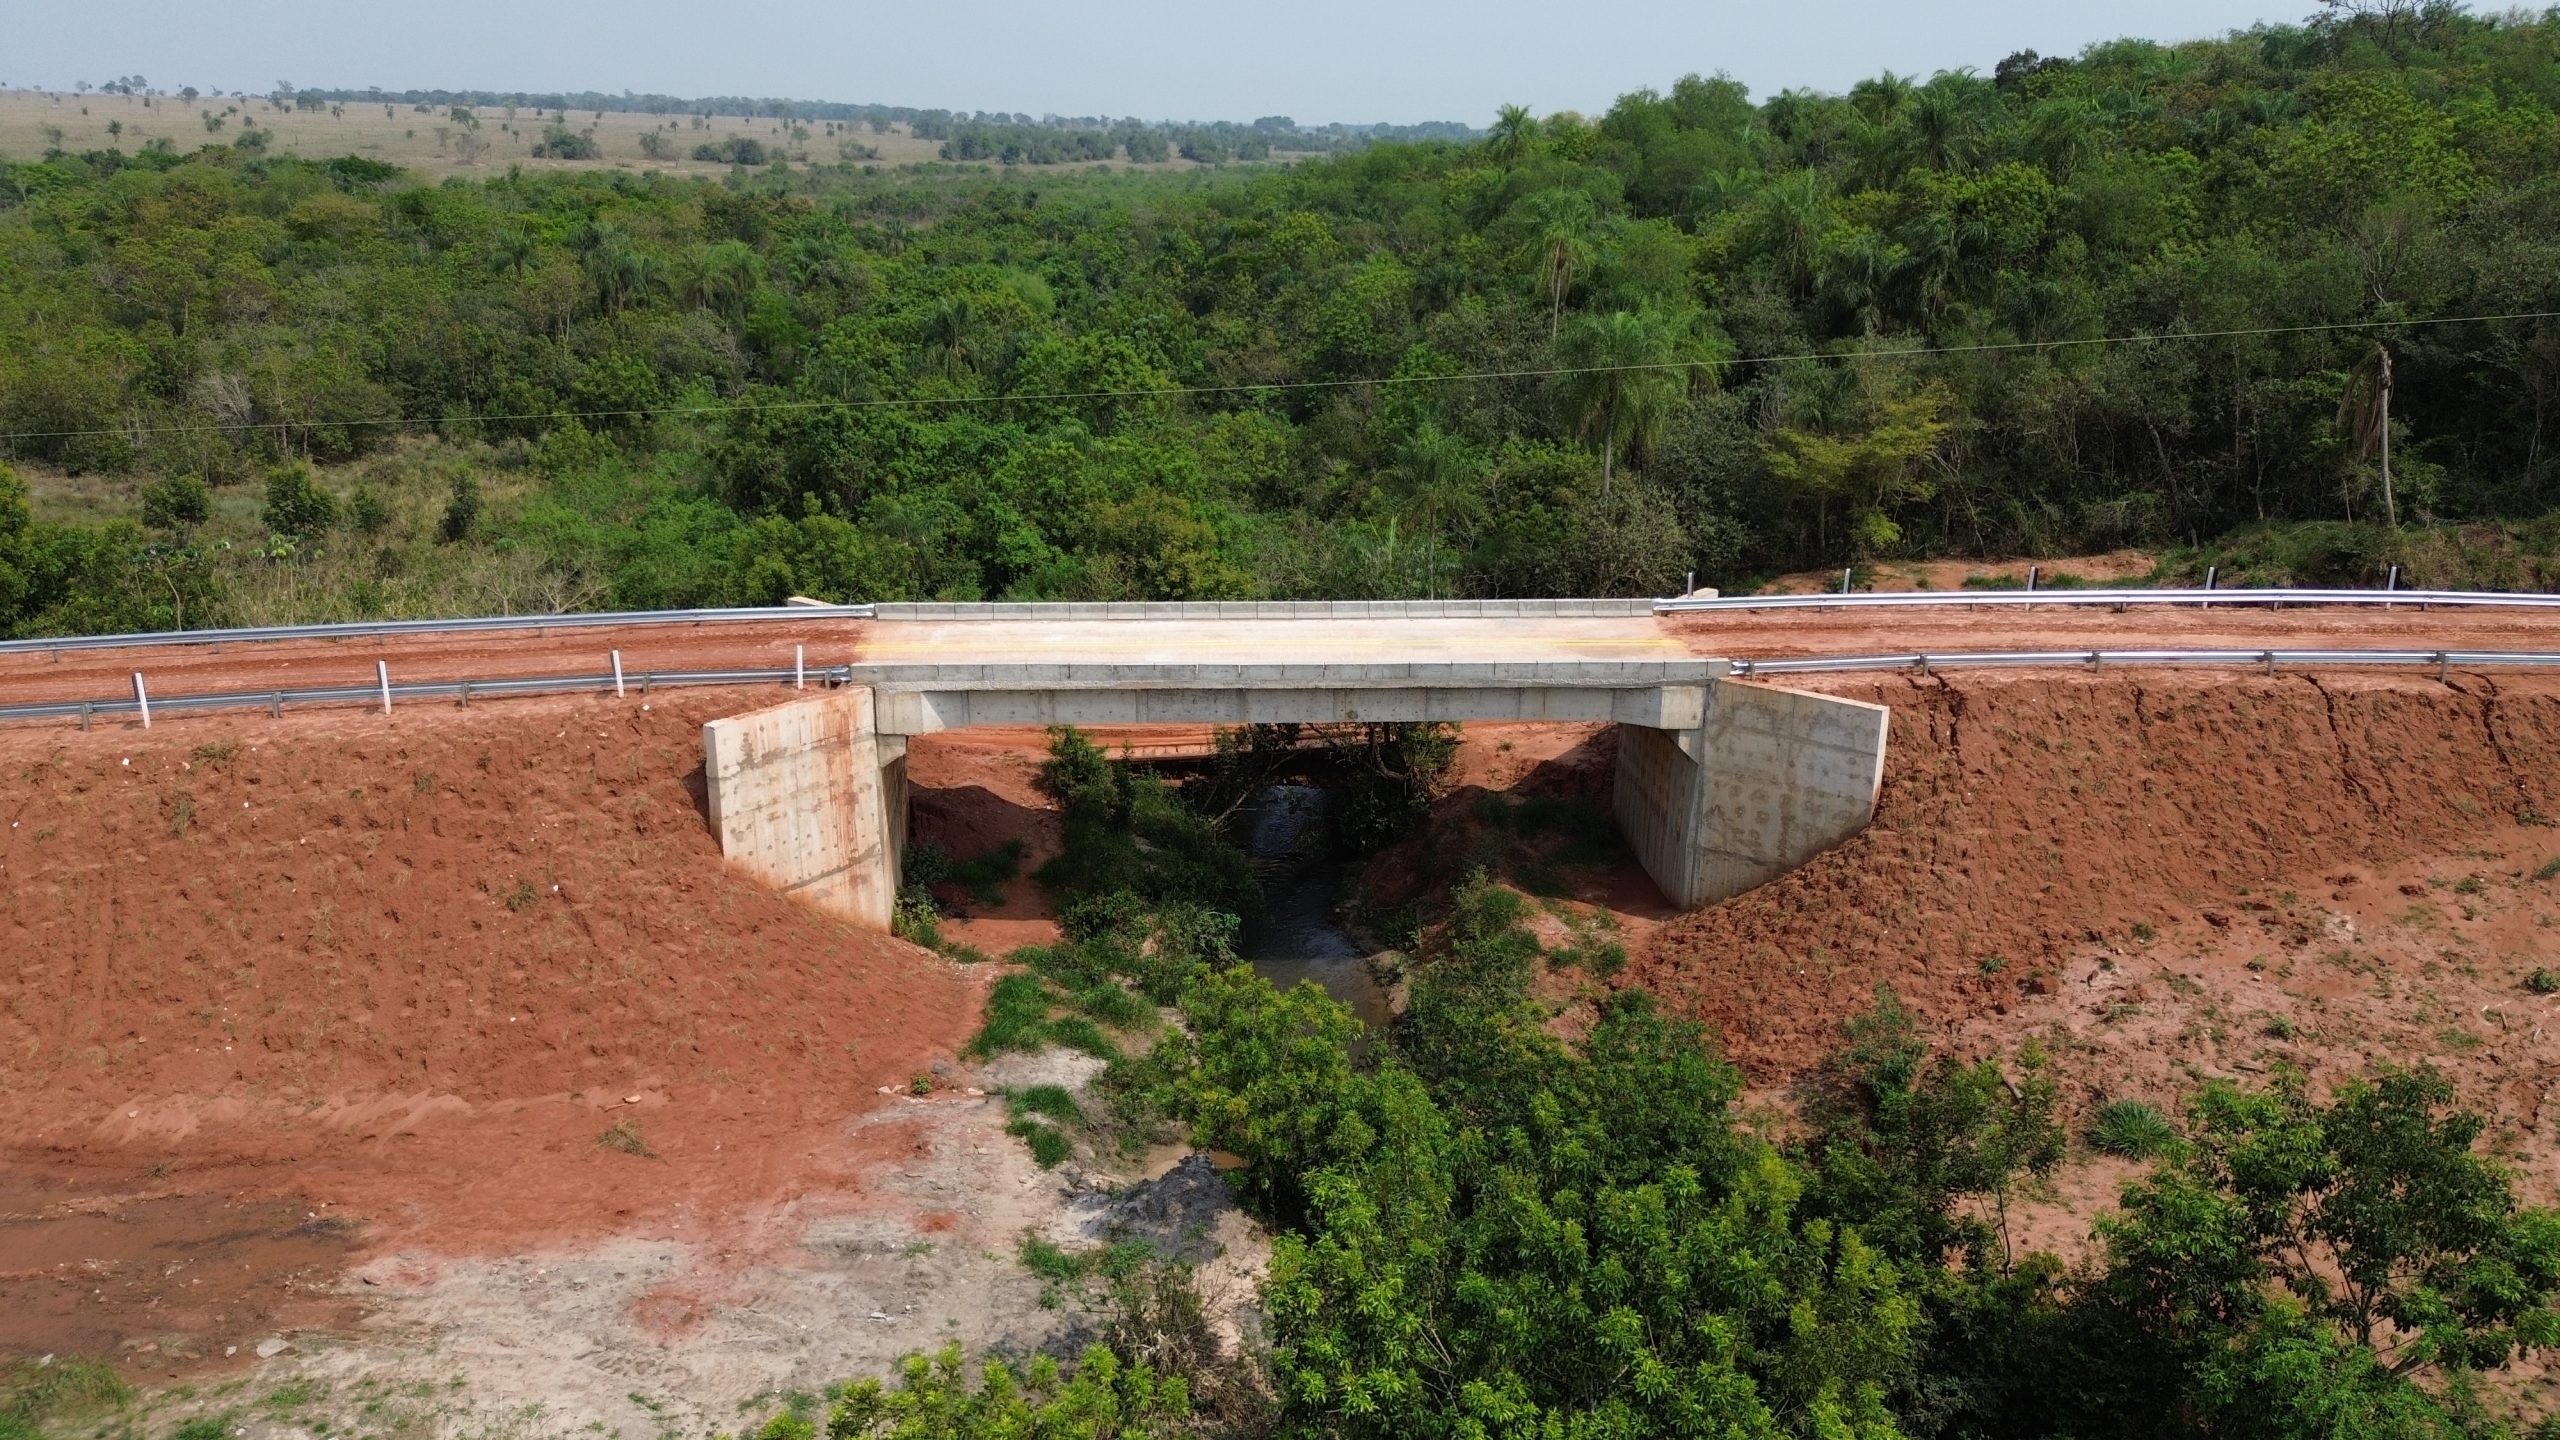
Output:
[{"xmin": 701, "ymin": 601, "xmax": 1888, "ymax": 928}]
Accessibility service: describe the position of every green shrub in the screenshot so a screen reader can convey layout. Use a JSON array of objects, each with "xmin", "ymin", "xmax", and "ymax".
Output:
[
  {"xmin": 0, "ymin": 1356, "xmax": 128, "ymax": 1440},
  {"xmin": 949, "ymin": 839, "xmax": 1026, "ymax": 906},
  {"xmin": 140, "ymin": 474, "xmax": 210, "ymax": 530},
  {"xmin": 1014, "ymin": 1123, "xmax": 1071, "ymax": 1168},
  {"xmin": 438, "ymin": 473, "xmax": 483, "ymax": 542},
  {"xmin": 347, "ymin": 484, "xmax": 392, "ymax": 535},
  {"xmin": 261, "ymin": 462, "xmax": 338, "ymax": 538},
  {"xmin": 1009, "ymin": 1084, "xmax": 1083, "ymax": 1127},
  {"xmin": 817, "ymin": 1344, "xmax": 1189, "ymax": 1433},
  {"xmin": 2087, "ymin": 1098, "xmax": 2178, "ymax": 1159},
  {"xmin": 969, "ymin": 973, "xmax": 1054, "ymax": 1056},
  {"xmin": 2527, "ymin": 968, "xmax": 2560, "ymax": 995},
  {"xmin": 901, "ymin": 839, "xmax": 953, "ymax": 892}
]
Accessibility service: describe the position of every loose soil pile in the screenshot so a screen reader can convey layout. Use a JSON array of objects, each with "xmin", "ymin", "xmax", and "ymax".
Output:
[{"xmin": 0, "ymin": 694, "xmax": 983, "ymax": 1367}]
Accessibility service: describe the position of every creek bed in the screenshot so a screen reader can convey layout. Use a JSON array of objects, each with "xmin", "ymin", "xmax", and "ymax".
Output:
[{"xmin": 1233, "ymin": 782, "xmax": 1392, "ymax": 1028}]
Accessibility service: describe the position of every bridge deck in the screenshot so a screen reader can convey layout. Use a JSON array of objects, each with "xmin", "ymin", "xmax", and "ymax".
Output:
[{"xmin": 846, "ymin": 615, "xmax": 1713, "ymax": 688}]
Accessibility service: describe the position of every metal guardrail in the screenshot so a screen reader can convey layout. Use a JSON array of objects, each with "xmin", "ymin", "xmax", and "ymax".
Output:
[
  {"xmin": 1655, "ymin": 587, "xmax": 2560, "ymax": 613},
  {"xmin": 0, "ymin": 604, "xmax": 876, "ymax": 656},
  {"xmin": 0, "ymin": 665, "xmax": 860, "ymax": 727},
  {"xmin": 1728, "ymin": 647, "xmax": 2560, "ymax": 679}
]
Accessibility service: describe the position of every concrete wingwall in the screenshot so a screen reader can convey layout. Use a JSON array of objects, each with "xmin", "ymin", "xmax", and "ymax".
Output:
[
  {"xmin": 1614, "ymin": 720, "xmax": 1707, "ymax": 905},
  {"xmin": 1613, "ymin": 679, "xmax": 1891, "ymax": 909},
  {"xmin": 702, "ymin": 688, "xmax": 905, "ymax": 930}
]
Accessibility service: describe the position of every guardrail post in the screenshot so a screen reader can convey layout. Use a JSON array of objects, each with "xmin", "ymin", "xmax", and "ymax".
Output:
[
  {"xmin": 795, "ymin": 645, "xmax": 806, "ymax": 691},
  {"xmin": 79, "ymin": 701, "xmax": 91, "ymax": 732},
  {"xmin": 132, "ymin": 672, "xmax": 149, "ymax": 729},
  {"xmin": 611, "ymin": 650, "xmax": 626, "ymax": 699},
  {"xmin": 270, "ymin": 692, "xmax": 282, "ymax": 719},
  {"xmin": 457, "ymin": 680, "xmax": 471, "ymax": 709},
  {"xmin": 2203, "ymin": 565, "xmax": 2217, "ymax": 608},
  {"xmin": 1839, "ymin": 567, "xmax": 1852, "ymax": 596},
  {"xmin": 2385, "ymin": 565, "xmax": 2399, "ymax": 612},
  {"xmin": 2437, "ymin": 651, "xmax": 2450, "ymax": 684},
  {"xmin": 377, "ymin": 660, "xmax": 391, "ymax": 715},
  {"xmin": 2090, "ymin": 651, "xmax": 2103, "ymax": 672},
  {"xmin": 2264, "ymin": 650, "xmax": 2277, "ymax": 676}
]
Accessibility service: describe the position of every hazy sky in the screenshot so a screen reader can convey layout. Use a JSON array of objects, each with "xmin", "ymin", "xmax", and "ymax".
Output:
[{"xmin": 12, "ymin": 0, "xmax": 2312, "ymax": 125}]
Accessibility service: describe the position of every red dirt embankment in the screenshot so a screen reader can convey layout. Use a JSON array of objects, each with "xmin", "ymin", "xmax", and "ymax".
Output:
[
  {"xmin": 1634, "ymin": 670, "xmax": 2560, "ymax": 1141},
  {"xmin": 0, "ymin": 694, "xmax": 983, "ymax": 1362}
]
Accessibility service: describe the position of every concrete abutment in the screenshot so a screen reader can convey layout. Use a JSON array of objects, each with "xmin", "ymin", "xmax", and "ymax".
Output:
[
  {"xmin": 1609, "ymin": 681, "xmax": 1891, "ymax": 908},
  {"xmin": 701, "ymin": 678, "xmax": 1886, "ymax": 928},
  {"xmin": 701, "ymin": 689, "xmax": 910, "ymax": 930}
]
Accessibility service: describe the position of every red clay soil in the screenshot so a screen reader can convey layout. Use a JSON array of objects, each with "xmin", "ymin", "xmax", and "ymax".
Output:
[
  {"xmin": 905, "ymin": 729, "xmax": 1070, "ymax": 954},
  {"xmin": 0, "ymin": 692, "xmax": 983, "ymax": 1366},
  {"xmin": 1628, "ymin": 666, "xmax": 2560, "ymax": 1081}
]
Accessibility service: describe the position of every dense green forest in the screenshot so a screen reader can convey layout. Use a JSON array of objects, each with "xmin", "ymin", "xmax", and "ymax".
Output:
[
  {"xmin": 833, "ymin": 726, "xmax": 2560, "ymax": 1439},
  {"xmin": 4, "ymin": 3, "xmax": 2560, "ymax": 636}
]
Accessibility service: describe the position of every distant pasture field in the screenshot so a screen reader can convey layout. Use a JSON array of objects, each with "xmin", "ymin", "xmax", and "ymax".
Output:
[{"xmin": 0, "ymin": 88, "xmax": 1199, "ymax": 177}]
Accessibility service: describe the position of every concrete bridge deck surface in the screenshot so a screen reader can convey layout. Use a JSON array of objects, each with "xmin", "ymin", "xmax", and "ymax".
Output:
[
  {"xmin": 853, "ymin": 614, "xmax": 1691, "ymax": 668},
  {"xmin": 844, "ymin": 613, "xmax": 1716, "ymax": 693}
]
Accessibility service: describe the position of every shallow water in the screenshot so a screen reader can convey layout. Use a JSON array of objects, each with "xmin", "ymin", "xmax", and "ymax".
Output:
[{"xmin": 1234, "ymin": 783, "xmax": 1392, "ymax": 1028}]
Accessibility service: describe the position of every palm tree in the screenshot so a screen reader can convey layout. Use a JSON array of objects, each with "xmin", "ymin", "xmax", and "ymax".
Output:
[
  {"xmin": 585, "ymin": 235, "xmax": 652, "ymax": 313},
  {"xmin": 1518, "ymin": 188, "xmax": 1599, "ymax": 343},
  {"xmin": 1848, "ymin": 71, "xmax": 1915, "ymax": 125},
  {"xmin": 1749, "ymin": 169, "xmax": 1831, "ymax": 298},
  {"xmin": 1815, "ymin": 231, "xmax": 1914, "ymax": 335},
  {"xmin": 680, "ymin": 239, "xmax": 763, "ymax": 319},
  {"xmin": 487, "ymin": 225, "xmax": 535, "ymax": 280},
  {"xmin": 1487, "ymin": 104, "xmax": 1539, "ymax": 168},
  {"xmin": 1904, "ymin": 72, "xmax": 1995, "ymax": 171},
  {"xmin": 1558, "ymin": 308, "xmax": 1718, "ymax": 492},
  {"xmin": 1384, "ymin": 425, "xmax": 1486, "ymax": 596},
  {"xmin": 919, "ymin": 295, "xmax": 977, "ymax": 380},
  {"xmin": 2024, "ymin": 98, "xmax": 2101, "ymax": 179}
]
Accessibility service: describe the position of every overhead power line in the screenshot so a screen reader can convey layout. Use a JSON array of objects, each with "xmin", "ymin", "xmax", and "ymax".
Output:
[{"xmin": 2, "ymin": 308, "xmax": 2556, "ymax": 446}]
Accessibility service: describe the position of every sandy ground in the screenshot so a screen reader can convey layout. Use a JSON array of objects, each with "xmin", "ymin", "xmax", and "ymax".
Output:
[{"xmin": 127, "ymin": 1054, "xmax": 1265, "ymax": 1440}]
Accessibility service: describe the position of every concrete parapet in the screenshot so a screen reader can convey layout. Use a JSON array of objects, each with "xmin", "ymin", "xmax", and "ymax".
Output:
[
  {"xmin": 1612, "ymin": 680, "xmax": 1889, "ymax": 908},
  {"xmin": 848, "ymin": 659, "xmax": 1725, "ymax": 691},
  {"xmin": 873, "ymin": 684, "xmax": 1708, "ymax": 735},
  {"xmin": 702, "ymin": 688, "xmax": 906, "ymax": 929}
]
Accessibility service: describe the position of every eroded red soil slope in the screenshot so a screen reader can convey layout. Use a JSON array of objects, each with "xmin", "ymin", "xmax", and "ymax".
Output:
[{"xmin": 0, "ymin": 694, "xmax": 983, "ymax": 1360}]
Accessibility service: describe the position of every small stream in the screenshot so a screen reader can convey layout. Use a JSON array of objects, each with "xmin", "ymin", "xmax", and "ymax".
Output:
[{"xmin": 1233, "ymin": 783, "xmax": 1393, "ymax": 1028}]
